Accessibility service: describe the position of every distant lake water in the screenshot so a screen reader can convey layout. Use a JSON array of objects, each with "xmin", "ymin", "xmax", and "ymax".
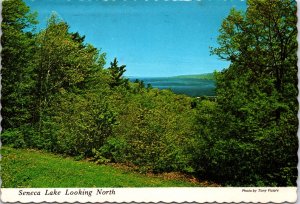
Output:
[{"xmin": 128, "ymin": 77, "xmax": 216, "ymax": 97}]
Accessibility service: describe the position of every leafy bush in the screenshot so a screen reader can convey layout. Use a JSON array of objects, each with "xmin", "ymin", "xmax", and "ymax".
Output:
[
  {"xmin": 103, "ymin": 90, "xmax": 197, "ymax": 174},
  {"xmin": 2, "ymin": 128, "xmax": 26, "ymax": 148},
  {"xmin": 53, "ymin": 92, "xmax": 116, "ymax": 157}
]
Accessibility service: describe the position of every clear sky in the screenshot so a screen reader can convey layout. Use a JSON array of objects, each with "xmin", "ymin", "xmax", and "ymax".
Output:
[{"xmin": 25, "ymin": 0, "xmax": 247, "ymax": 77}]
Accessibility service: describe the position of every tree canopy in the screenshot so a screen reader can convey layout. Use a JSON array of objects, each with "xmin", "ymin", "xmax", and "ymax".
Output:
[{"xmin": 207, "ymin": 0, "xmax": 298, "ymax": 186}]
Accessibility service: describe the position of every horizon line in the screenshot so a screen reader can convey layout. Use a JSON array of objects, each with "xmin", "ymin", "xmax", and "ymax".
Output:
[{"xmin": 124, "ymin": 72, "xmax": 215, "ymax": 78}]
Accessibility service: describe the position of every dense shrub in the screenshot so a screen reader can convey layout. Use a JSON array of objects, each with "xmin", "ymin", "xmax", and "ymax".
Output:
[
  {"xmin": 99, "ymin": 89, "xmax": 198, "ymax": 173},
  {"xmin": 52, "ymin": 92, "xmax": 116, "ymax": 156},
  {"xmin": 1, "ymin": 128, "xmax": 26, "ymax": 148}
]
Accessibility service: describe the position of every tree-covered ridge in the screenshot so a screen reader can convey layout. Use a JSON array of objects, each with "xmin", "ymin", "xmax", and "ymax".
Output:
[
  {"xmin": 173, "ymin": 73, "xmax": 215, "ymax": 80},
  {"xmin": 2, "ymin": 0, "xmax": 297, "ymax": 186}
]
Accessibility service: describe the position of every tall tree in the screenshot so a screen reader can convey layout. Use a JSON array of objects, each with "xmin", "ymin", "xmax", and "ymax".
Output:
[
  {"xmin": 33, "ymin": 14, "xmax": 108, "ymax": 150},
  {"xmin": 107, "ymin": 58, "xmax": 128, "ymax": 88},
  {"xmin": 1, "ymin": 0, "xmax": 38, "ymax": 130},
  {"xmin": 206, "ymin": 0, "xmax": 298, "ymax": 186},
  {"xmin": 34, "ymin": 14, "xmax": 104, "ymax": 113}
]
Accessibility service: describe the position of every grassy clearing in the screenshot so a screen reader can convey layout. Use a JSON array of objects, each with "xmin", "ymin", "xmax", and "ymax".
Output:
[{"xmin": 1, "ymin": 146, "xmax": 206, "ymax": 188}]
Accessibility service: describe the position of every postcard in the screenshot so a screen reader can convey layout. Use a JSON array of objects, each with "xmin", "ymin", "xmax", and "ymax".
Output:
[{"xmin": 1, "ymin": 0, "xmax": 298, "ymax": 203}]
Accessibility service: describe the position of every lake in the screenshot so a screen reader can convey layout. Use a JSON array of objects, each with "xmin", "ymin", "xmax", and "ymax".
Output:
[{"xmin": 128, "ymin": 77, "xmax": 216, "ymax": 97}]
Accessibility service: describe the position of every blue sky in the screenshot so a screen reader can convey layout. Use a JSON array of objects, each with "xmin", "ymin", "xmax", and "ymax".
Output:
[{"xmin": 25, "ymin": 0, "xmax": 247, "ymax": 77}]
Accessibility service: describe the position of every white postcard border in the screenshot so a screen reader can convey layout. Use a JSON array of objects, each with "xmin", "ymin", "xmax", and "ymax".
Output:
[{"xmin": 0, "ymin": 187, "xmax": 297, "ymax": 203}]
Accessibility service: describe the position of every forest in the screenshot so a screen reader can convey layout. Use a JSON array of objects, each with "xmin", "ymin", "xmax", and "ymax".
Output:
[{"xmin": 2, "ymin": 0, "xmax": 298, "ymax": 186}]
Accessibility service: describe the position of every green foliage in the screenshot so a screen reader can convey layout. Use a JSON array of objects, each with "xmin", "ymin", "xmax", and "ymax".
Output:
[
  {"xmin": 1, "ymin": 0, "xmax": 37, "ymax": 130},
  {"xmin": 101, "ymin": 89, "xmax": 198, "ymax": 173},
  {"xmin": 92, "ymin": 148, "xmax": 112, "ymax": 164},
  {"xmin": 1, "ymin": 129, "xmax": 26, "ymax": 148},
  {"xmin": 53, "ymin": 92, "xmax": 116, "ymax": 156},
  {"xmin": 35, "ymin": 14, "xmax": 102, "ymax": 96},
  {"xmin": 96, "ymin": 136, "xmax": 128, "ymax": 163},
  {"xmin": 29, "ymin": 14, "xmax": 110, "ymax": 155},
  {"xmin": 204, "ymin": 0, "xmax": 298, "ymax": 186},
  {"xmin": 107, "ymin": 58, "xmax": 129, "ymax": 88}
]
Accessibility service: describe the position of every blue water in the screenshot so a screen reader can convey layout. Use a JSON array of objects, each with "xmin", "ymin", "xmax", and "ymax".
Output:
[{"xmin": 128, "ymin": 77, "xmax": 215, "ymax": 97}]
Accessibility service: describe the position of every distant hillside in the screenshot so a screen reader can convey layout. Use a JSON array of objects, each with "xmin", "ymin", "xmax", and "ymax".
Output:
[{"xmin": 173, "ymin": 73, "xmax": 215, "ymax": 80}]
